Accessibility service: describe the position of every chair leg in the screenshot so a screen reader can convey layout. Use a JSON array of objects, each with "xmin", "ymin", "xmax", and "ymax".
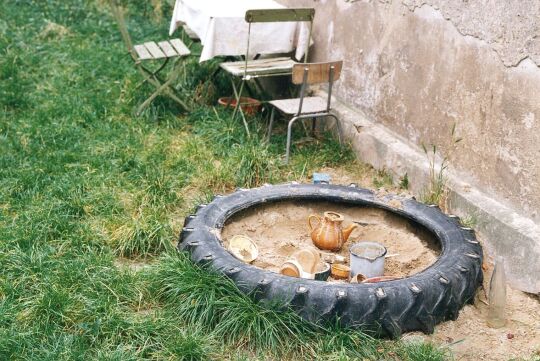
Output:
[
  {"xmin": 230, "ymin": 78, "xmax": 250, "ymax": 136},
  {"xmin": 328, "ymin": 113, "xmax": 343, "ymax": 145},
  {"xmin": 232, "ymin": 79, "xmax": 245, "ymax": 118},
  {"xmin": 136, "ymin": 79, "xmax": 170, "ymax": 115},
  {"xmin": 135, "ymin": 63, "xmax": 189, "ymax": 114},
  {"xmin": 266, "ymin": 107, "xmax": 276, "ymax": 143},
  {"xmin": 136, "ymin": 67, "xmax": 183, "ymax": 115},
  {"xmin": 285, "ymin": 116, "xmax": 300, "ymax": 164}
]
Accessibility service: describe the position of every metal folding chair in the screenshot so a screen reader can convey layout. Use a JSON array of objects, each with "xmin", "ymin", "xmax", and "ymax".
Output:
[
  {"xmin": 110, "ymin": 1, "xmax": 191, "ymax": 115},
  {"xmin": 267, "ymin": 61, "xmax": 344, "ymax": 164},
  {"xmin": 219, "ymin": 8, "xmax": 315, "ymax": 135}
]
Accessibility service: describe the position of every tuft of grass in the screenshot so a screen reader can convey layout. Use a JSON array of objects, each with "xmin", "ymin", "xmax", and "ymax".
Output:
[
  {"xmin": 149, "ymin": 252, "xmax": 312, "ymax": 354},
  {"xmin": 160, "ymin": 327, "xmax": 216, "ymax": 361},
  {"xmin": 372, "ymin": 168, "xmax": 394, "ymax": 188},
  {"xmin": 395, "ymin": 340, "xmax": 450, "ymax": 361},
  {"xmin": 109, "ymin": 213, "xmax": 174, "ymax": 257},
  {"xmin": 399, "ymin": 172, "xmax": 410, "ymax": 190},
  {"xmin": 420, "ymin": 123, "xmax": 462, "ymax": 209},
  {"xmin": 460, "ymin": 214, "xmax": 478, "ymax": 228}
]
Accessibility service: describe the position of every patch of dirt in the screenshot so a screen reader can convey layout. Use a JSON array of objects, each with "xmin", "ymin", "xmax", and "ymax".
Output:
[
  {"xmin": 39, "ymin": 21, "xmax": 70, "ymax": 39},
  {"xmin": 407, "ymin": 249, "xmax": 540, "ymax": 361},
  {"xmin": 407, "ymin": 292, "xmax": 540, "ymax": 361},
  {"xmin": 114, "ymin": 257, "xmax": 153, "ymax": 272},
  {"xmin": 221, "ymin": 200, "xmax": 440, "ymax": 282}
]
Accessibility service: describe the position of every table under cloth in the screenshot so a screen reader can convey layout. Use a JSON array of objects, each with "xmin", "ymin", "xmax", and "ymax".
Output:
[{"xmin": 169, "ymin": 0, "xmax": 311, "ymax": 62}]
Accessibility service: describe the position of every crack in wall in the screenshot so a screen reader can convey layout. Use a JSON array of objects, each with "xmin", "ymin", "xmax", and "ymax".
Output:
[{"xmin": 401, "ymin": 0, "xmax": 540, "ymax": 68}]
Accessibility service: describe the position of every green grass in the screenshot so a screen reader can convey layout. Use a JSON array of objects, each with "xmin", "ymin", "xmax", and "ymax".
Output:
[{"xmin": 0, "ymin": 0, "xmax": 450, "ymax": 359}]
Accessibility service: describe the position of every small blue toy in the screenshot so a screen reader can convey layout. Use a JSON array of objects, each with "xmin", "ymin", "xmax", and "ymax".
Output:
[{"xmin": 312, "ymin": 172, "xmax": 331, "ymax": 184}]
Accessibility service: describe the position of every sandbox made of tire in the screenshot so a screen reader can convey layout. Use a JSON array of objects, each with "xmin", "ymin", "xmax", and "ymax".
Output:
[{"xmin": 178, "ymin": 183, "xmax": 483, "ymax": 337}]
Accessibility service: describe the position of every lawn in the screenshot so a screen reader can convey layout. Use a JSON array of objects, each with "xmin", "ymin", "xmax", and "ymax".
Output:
[{"xmin": 0, "ymin": 1, "xmax": 449, "ymax": 359}]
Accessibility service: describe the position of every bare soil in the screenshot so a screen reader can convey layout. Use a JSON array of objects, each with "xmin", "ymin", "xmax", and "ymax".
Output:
[
  {"xmin": 406, "ymin": 248, "xmax": 540, "ymax": 361},
  {"xmin": 221, "ymin": 200, "xmax": 440, "ymax": 282}
]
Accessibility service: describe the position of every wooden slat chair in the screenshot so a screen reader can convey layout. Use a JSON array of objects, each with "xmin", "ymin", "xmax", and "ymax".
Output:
[
  {"xmin": 219, "ymin": 8, "xmax": 315, "ymax": 135},
  {"xmin": 267, "ymin": 61, "xmax": 344, "ymax": 164},
  {"xmin": 110, "ymin": 1, "xmax": 191, "ymax": 115}
]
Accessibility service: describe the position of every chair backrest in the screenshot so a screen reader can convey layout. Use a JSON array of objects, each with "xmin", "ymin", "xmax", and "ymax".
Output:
[
  {"xmin": 245, "ymin": 8, "xmax": 315, "ymax": 23},
  {"xmin": 109, "ymin": 0, "xmax": 137, "ymax": 60},
  {"xmin": 292, "ymin": 61, "xmax": 343, "ymax": 85},
  {"xmin": 293, "ymin": 61, "xmax": 343, "ymax": 115},
  {"xmin": 242, "ymin": 8, "xmax": 315, "ymax": 79}
]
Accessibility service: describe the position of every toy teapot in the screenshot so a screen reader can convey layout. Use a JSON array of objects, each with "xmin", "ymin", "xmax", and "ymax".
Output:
[{"xmin": 308, "ymin": 211, "xmax": 357, "ymax": 251}]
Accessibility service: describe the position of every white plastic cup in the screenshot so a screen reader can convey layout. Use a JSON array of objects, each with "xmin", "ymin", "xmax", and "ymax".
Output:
[{"xmin": 349, "ymin": 242, "xmax": 387, "ymax": 279}]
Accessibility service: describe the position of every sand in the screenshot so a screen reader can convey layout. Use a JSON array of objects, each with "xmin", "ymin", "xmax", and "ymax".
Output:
[
  {"xmin": 221, "ymin": 200, "xmax": 440, "ymax": 282},
  {"xmin": 406, "ymin": 254, "xmax": 540, "ymax": 360}
]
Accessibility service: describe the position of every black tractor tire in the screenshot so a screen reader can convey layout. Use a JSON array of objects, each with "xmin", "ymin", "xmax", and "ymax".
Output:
[{"xmin": 178, "ymin": 183, "xmax": 483, "ymax": 337}]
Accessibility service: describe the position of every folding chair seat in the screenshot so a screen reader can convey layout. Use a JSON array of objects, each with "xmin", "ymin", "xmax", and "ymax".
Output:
[
  {"xmin": 269, "ymin": 96, "xmax": 328, "ymax": 115},
  {"xmin": 110, "ymin": 1, "xmax": 191, "ymax": 115},
  {"xmin": 219, "ymin": 8, "xmax": 315, "ymax": 135},
  {"xmin": 220, "ymin": 57, "xmax": 297, "ymax": 78},
  {"xmin": 133, "ymin": 39, "xmax": 190, "ymax": 61},
  {"xmin": 267, "ymin": 61, "xmax": 344, "ymax": 164}
]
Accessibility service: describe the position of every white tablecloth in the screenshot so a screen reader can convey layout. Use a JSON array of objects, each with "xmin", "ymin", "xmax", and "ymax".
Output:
[{"xmin": 169, "ymin": 0, "xmax": 310, "ymax": 62}]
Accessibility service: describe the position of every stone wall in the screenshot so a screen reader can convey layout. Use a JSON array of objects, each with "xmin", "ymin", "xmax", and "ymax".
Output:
[{"xmin": 278, "ymin": 0, "xmax": 540, "ymax": 223}]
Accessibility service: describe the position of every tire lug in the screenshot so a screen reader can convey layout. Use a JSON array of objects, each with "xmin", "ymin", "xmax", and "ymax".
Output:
[
  {"xmin": 183, "ymin": 215, "xmax": 196, "ymax": 227},
  {"xmin": 179, "ymin": 227, "xmax": 195, "ymax": 242},
  {"xmin": 225, "ymin": 267, "xmax": 241, "ymax": 276},
  {"xmin": 439, "ymin": 276, "xmax": 449, "ymax": 284},
  {"xmin": 409, "ymin": 283, "xmax": 421, "ymax": 294},
  {"xmin": 375, "ymin": 288, "xmax": 386, "ymax": 299}
]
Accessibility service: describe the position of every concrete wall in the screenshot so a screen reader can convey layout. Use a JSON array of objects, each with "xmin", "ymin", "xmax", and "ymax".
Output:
[
  {"xmin": 278, "ymin": 0, "xmax": 540, "ymax": 221},
  {"xmin": 277, "ymin": 0, "xmax": 540, "ymax": 291}
]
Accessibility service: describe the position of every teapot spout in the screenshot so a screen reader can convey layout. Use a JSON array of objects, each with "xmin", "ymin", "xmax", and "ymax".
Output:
[{"xmin": 342, "ymin": 223, "xmax": 358, "ymax": 241}]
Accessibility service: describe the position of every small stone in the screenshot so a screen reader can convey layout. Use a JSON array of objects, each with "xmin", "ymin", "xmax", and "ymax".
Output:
[{"xmin": 507, "ymin": 333, "xmax": 515, "ymax": 340}]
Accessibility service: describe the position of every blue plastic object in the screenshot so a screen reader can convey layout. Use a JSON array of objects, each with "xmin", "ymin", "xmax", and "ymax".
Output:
[{"xmin": 312, "ymin": 172, "xmax": 331, "ymax": 184}]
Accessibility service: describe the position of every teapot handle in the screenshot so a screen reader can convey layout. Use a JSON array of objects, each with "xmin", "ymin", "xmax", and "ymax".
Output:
[{"xmin": 308, "ymin": 214, "xmax": 321, "ymax": 231}]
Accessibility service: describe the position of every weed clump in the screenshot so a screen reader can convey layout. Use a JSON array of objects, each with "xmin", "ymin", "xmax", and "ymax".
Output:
[{"xmin": 420, "ymin": 123, "xmax": 462, "ymax": 210}]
